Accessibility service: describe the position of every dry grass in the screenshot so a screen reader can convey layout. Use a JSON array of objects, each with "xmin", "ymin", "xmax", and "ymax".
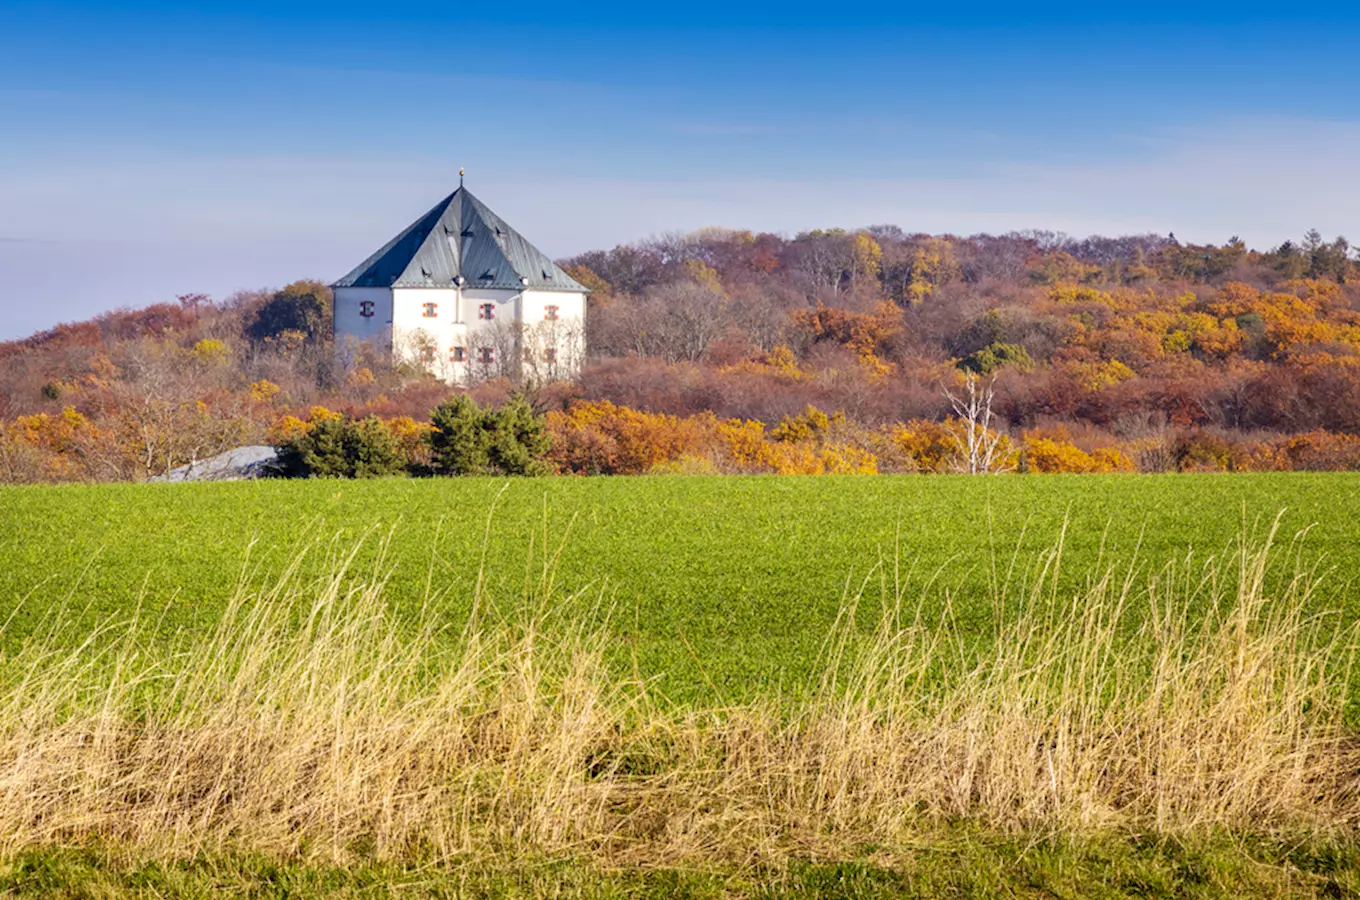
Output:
[{"xmin": 0, "ymin": 518, "xmax": 1357, "ymax": 869}]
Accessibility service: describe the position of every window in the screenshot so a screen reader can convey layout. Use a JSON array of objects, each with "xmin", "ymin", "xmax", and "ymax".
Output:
[
  {"xmin": 479, "ymin": 303, "xmax": 495, "ymax": 320},
  {"xmin": 544, "ymin": 304, "xmax": 559, "ymax": 321},
  {"xmin": 423, "ymin": 302, "xmax": 438, "ymax": 318},
  {"xmin": 479, "ymin": 347, "xmax": 494, "ymax": 365},
  {"xmin": 420, "ymin": 347, "xmax": 436, "ymax": 363},
  {"xmin": 359, "ymin": 300, "xmax": 375, "ymax": 318},
  {"xmin": 450, "ymin": 346, "xmax": 467, "ymax": 363},
  {"xmin": 544, "ymin": 347, "xmax": 557, "ymax": 363}
]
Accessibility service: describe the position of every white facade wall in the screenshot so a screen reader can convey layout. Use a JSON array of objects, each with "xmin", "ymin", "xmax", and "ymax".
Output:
[
  {"xmin": 519, "ymin": 290, "xmax": 587, "ymax": 384},
  {"xmin": 339, "ymin": 286, "xmax": 585, "ymax": 385},
  {"xmin": 333, "ymin": 287, "xmax": 394, "ymax": 345},
  {"xmin": 390, "ymin": 287, "xmax": 519, "ymax": 382}
]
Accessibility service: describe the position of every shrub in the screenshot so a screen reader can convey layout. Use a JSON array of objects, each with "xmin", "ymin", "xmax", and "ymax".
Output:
[
  {"xmin": 1270, "ymin": 430, "xmax": 1360, "ymax": 472},
  {"xmin": 546, "ymin": 400, "xmax": 709, "ymax": 475},
  {"xmin": 429, "ymin": 394, "xmax": 552, "ymax": 476},
  {"xmin": 1022, "ymin": 436, "xmax": 1135, "ymax": 474},
  {"xmin": 770, "ymin": 405, "xmax": 833, "ymax": 443},
  {"xmin": 249, "ymin": 380, "xmax": 281, "ymax": 403},
  {"xmin": 1174, "ymin": 430, "xmax": 1248, "ymax": 473},
  {"xmin": 382, "ymin": 416, "xmax": 435, "ymax": 470},
  {"xmin": 276, "ymin": 414, "xmax": 405, "ymax": 478},
  {"xmin": 0, "ymin": 407, "xmax": 113, "ymax": 483},
  {"xmin": 817, "ymin": 442, "xmax": 879, "ymax": 474},
  {"xmin": 888, "ymin": 419, "xmax": 960, "ymax": 473}
]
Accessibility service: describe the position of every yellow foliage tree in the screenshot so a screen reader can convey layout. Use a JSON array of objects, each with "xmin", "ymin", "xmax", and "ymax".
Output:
[
  {"xmin": 851, "ymin": 233, "xmax": 882, "ymax": 286},
  {"xmin": 906, "ymin": 239, "xmax": 958, "ymax": 305},
  {"xmin": 1023, "ymin": 436, "xmax": 1135, "ymax": 473},
  {"xmin": 249, "ymin": 379, "xmax": 281, "ymax": 402}
]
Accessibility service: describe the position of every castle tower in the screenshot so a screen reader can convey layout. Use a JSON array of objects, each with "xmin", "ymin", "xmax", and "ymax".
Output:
[{"xmin": 332, "ymin": 185, "xmax": 587, "ymax": 384}]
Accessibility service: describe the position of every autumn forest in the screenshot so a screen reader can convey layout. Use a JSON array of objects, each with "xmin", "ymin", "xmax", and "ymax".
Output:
[{"xmin": 5, "ymin": 225, "xmax": 1360, "ymax": 481}]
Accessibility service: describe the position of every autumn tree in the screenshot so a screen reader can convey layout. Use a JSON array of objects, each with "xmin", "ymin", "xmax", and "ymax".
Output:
[{"xmin": 247, "ymin": 280, "xmax": 333, "ymax": 345}]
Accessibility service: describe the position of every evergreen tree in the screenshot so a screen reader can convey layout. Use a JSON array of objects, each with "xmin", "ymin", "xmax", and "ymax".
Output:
[
  {"xmin": 429, "ymin": 395, "xmax": 491, "ymax": 475},
  {"xmin": 486, "ymin": 394, "xmax": 553, "ymax": 476},
  {"xmin": 292, "ymin": 416, "xmax": 349, "ymax": 477},
  {"xmin": 275, "ymin": 415, "xmax": 405, "ymax": 478},
  {"xmin": 347, "ymin": 416, "xmax": 404, "ymax": 478},
  {"xmin": 428, "ymin": 394, "xmax": 552, "ymax": 476}
]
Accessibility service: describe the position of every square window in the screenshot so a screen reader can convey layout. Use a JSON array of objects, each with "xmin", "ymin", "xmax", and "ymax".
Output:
[
  {"xmin": 544, "ymin": 347, "xmax": 557, "ymax": 363},
  {"xmin": 359, "ymin": 300, "xmax": 375, "ymax": 318},
  {"xmin": 544, "ymin": 304, "xmax": 559, "ymax": 321},
  {"xmin": 479, "ymin": 303, "xmax": 495, "ymax": 320},
  {"xmin": 450, "ymin": 346, "xmax": 467, "ymax": 363},
  {"xmin": 479, "ymin": 347, "xmax": 494, "ymax": 365},
  {"xmin": 420, "ymin": 347, "xmax": 436, "ymax": 363},
  {"xmin": 423, "ymin": 302, "xmax": 438, "ymax": 318}
]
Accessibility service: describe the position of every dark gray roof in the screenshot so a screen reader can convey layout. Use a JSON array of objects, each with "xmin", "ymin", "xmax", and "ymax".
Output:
[{"xmin": 332, "ymin": 187, "xmax": 587, "ymax": 293}]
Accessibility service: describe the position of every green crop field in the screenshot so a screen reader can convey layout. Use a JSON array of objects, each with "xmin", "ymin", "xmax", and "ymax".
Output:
[
  {"xmin": 8, "ymin": 473, "xmax": 1360, "ymax": 896},
  {"xmin": 4, "ymin": 473, "xmax": 1360, "ymax": 701}
]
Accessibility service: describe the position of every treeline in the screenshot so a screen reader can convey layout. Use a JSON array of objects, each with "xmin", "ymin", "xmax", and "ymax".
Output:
[
  {"xmin": 4, "ymin": 225, "xmax": 1360, "ymax": 481},
  {"xmin": 274, "ymin": 395, "xmax": 551, "ymax": 478},
  {"xmin": 274, "ymin": 397, "xmax": 1360, "ymax": 478}
]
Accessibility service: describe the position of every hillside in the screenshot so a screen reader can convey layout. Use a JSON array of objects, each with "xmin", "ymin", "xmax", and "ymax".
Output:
[{"xmin": 4, "ymin": 227, "xmax": 1360, "ymax": 481}]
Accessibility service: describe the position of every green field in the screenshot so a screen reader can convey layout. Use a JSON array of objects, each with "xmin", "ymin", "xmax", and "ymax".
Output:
[
  {"xmin": 7, "ymin": 473, "xmax": 1360, "ymax": 896},
  {"xmin": 4, "ymin": 473, "xmax": 1360, "ymax": 701}
]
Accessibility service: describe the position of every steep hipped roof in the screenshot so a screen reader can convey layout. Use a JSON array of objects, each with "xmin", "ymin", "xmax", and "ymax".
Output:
[{"xmin": 333, "ymin": 187, "xmax": 587, "ymax": 293}]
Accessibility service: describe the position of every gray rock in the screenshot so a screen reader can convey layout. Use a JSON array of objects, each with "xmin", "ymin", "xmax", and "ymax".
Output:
[{"xmin": 154, "ymin": 445, "xmax": 282, "ymax": 483}]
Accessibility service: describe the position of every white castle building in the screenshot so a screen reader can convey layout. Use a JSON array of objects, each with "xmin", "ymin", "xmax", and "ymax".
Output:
[{"xmin": 332, "ymin": 184, "xmax": 588, "ymax": 384}]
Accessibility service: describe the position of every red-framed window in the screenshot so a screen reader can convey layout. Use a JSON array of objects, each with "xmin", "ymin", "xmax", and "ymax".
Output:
[
  {"xmin": 544, "ymin": 347, "xmax": 558, "ymax": 363},
  {"xmin": 479, "ymin": 303, "xmax": 495, "ymax": 320},
  {"xmin": 423, "ymin": 302, "xmax": 438, "ymax": 318},
  {"xmin": 420, "ymin": 347, "xmax": 436, "ymax": 363},
  {"xmin": 479, "ymin": 347, "xmax": 495, "ymax": 365},
  {"xmin": 450, "ymin": 346, "xmax": 467, "ymax": 362},
  {"xmin": 359, "ymin": 300, "xmax": 375, "ymax": 318},
  {"xmin": 544, "ymin": 304, "xmax": 559, "ymax": 321}
]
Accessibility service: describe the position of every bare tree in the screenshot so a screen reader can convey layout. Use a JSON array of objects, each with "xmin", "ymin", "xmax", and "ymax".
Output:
[
  {"xmin": 520, "ymin": 317, "xmax": 586, "ymax": 386},
  {"xmin": 393, "ymin": 328, "xmax": 443, "ymax": 379},
  {"xmin": 466, "ymin": 320, "xmax": 523, "ymax": 384},
  {"xmin": 944, "ymin": 372, "xmax": 1011, "ymax": 474},
  {"xmin": 648, "ymin": 281, "xmax": 727, "ymax": 362},
  {"xmin": 591, "ymin": 281, "xmax": 729, "ymax": 363},
  {"xmin": 782, "ymin": 230, "xmax": 854, "ymax": 298}
]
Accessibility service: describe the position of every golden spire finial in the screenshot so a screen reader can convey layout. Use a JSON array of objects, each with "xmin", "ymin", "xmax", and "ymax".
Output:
[{"xmin": 459, "ymin": 167, "xmax": 465, "ymax": 187}]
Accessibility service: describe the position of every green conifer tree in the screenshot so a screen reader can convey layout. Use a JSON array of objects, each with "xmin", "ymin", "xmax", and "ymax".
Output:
[
  {"xmin": 485, "ymin": 394, "xmax": 552, "ymax": 476},
  {"xmin": 429, "ymin": 395, "xmax": 491, "ymax": 475}
]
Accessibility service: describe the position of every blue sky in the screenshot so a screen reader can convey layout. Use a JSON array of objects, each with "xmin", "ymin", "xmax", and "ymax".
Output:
[{"xmin": 2, "ymin": 1, "xmax": 1359, "ymax": 339}]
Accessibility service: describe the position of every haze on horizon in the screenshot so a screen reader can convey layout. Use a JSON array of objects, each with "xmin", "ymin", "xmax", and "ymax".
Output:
[{"xmin": 2, "ymin": 0, "xmax": 1359, "ymax": 341}]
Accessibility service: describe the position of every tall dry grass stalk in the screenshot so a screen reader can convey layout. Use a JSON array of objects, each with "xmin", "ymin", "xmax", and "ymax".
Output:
[{"xmin": 0, "ymin": 520, "xmax": 1356, "ymax": 867}]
